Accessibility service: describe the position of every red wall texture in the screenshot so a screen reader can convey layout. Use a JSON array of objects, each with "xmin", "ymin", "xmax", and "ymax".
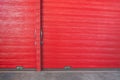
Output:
[
  {"xmin": 43, "ymin": 0, "xmax": 120, "ymax": 69},
  {"xmin": 0, "ymin": 0, "xmax": 120, "ymax": 71},
  {"xmin": 0, "ymin": 0, "xmax": 41, "ymax": 70}
]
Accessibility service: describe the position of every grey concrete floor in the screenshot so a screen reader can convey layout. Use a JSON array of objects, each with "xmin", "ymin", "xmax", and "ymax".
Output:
[{"xmin": 0, "ymin": 71, "xmax": 120, "ymax": 80}]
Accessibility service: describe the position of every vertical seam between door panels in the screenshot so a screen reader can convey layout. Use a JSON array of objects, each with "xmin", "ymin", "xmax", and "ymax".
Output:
[{"xmin": 40, "ymin": 0, "xmax": 44, "ymax": 70}]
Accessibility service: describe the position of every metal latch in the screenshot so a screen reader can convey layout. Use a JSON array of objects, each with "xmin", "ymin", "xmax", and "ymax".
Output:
[
  {"xmin": 16, "ymin": 66, "xmax": 24, "ymax": 71},
  {"xmin": 64, "ymin": 66, "xmax": 71, "ymax": 70}
]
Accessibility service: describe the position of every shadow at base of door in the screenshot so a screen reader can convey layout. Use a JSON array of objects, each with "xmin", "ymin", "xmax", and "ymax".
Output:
[
  {"xmin": 0, "ymin": 68, "xmax": 36, "ymax": 71},
  {"xmin": 43, "ymin": 68, "xmax": 120, "ymax": 71}
]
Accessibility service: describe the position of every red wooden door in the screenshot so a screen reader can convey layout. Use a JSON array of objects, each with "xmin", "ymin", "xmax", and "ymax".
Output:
[
  {"xmin": 0, "ymin": 0, "xmax": 40, "ymax": 70},
  {"xmin": 43, "ymin": 0, "xmax": 120, "ymax": 69}
]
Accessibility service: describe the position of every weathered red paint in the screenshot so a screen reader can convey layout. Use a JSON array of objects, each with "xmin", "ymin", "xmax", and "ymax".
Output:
[
  {"xmin": 1, "ymin": 0, "xmax": 120, "ymax": 70},
  {"xmin": 43, "ymin": 0, "xmax": 120, "ymax": 69},
  {"xmin": 0, "ymin": 0, "xmax": 41, "ymax": 70}
]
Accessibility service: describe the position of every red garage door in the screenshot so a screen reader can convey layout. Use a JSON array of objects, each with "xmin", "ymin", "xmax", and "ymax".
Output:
[
  {"xmin": 0, "ymin": 0, "xmax": 40, "ymax": 70},
  {"xmin": 43, "ymin": 0, "xmax": 120, "ymax": 69}
]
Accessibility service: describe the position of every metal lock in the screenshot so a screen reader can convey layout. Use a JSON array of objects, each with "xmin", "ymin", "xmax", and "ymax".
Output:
[
  {"xmin": 16, "ymin": 66, "xmax": 24, "ymax": 71},
  {"xmin": 64, "ymin": 66, "xmax": 71, "ymax": 70}
]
